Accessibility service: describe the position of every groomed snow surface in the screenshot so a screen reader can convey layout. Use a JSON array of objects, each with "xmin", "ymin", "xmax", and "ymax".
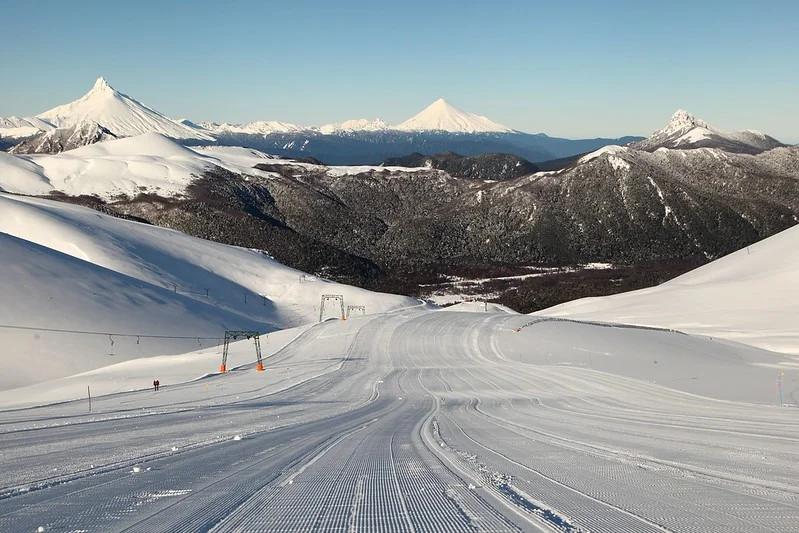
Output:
[
  {"xmin": 0, "ymin": 311, "xmax": 797, "ymax": 532},
  {"xmin": 1, "ymin": 196, "xmax": 798, "ymax": 532}
]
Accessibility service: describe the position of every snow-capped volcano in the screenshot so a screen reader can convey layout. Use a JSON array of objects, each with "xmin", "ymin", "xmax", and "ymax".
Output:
[
  {"xmin": 37, "ymin": 77, "xmax": 213, "ymax": 141},
  {"xmin": 395, "ymin": 98, "xmax": 514, "ymax": 133},
  {"xmin": 630, "ymin": 109, "xmax": 784, "ymax": 154}
]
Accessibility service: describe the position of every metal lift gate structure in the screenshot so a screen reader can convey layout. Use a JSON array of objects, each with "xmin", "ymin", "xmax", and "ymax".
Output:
[
  {"xmin": 220, "ymin": 330, "xmax": 264, "ymax": 373},
  {"xmin": 319, "ymin": 294, "xmax": 345, "ymax": 322},
  {"xmin": 346, "ymin": 305, "xmax": 366, "ymax": 318}
]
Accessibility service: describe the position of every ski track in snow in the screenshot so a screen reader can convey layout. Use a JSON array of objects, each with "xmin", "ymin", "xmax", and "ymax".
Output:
[{"xmin": 1, "ymin": 310, "xmax": 798, "ymax": 532}]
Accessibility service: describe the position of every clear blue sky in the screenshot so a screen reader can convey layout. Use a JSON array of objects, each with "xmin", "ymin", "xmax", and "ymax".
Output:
[{"xmin": 2, "ymin": 0, "xmax": 797, "ymax": 141}]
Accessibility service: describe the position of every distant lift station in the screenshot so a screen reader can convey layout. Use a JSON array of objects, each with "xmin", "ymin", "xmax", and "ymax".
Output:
[
  {"xmin": 220, "ymin": 330, "xmax": 264, "ymax": 373},
  {"xmin": 346, "ymin": 305, "xmax": 366, "ymax": 318}
]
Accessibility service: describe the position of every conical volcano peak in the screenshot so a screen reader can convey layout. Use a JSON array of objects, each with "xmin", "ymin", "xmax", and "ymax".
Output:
[
  {"xmin": 89, "ymin": 76, "xmax": 114, "ymax": 95},
  {"xmin": 395, "ymin": 98, "xmax": 513, "ymax": 133},
  {"xmin": 36, "ymin": 77, "xmax": 212, "ymax": 140}
]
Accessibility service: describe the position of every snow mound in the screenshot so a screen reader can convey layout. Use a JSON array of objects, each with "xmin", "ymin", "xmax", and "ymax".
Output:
[
  {"xmin": 538, "ymin": 224, "xmax": 799, "ymax": 355},
  {"xmin": 68, "ymin": 132, "xmax": 199, "ymax": 158},
  {"xmin": 395, "ymin": 99, "xmax": 514, "ymax": 133},
  {"xmin": 38, "ymin": 77, "xmax": 212, "ymax": 141},
  {"xmin": 0, "ymin": 133, "xmax": 211, "ymax": 199},
  {"xmin": 0, "ymin": 152, "xmax": 51, "ymax": 195}
]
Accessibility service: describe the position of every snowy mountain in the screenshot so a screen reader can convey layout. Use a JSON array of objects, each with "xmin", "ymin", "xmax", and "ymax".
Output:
[
  {"xmin": 0, "ymin": 133, "xmax": 216, "ymax": 198},
  {"xmin": 2, "ymin": 77, "xmax": 640, "ymax": 163},
  {"xmin": 3, "ymin": 131, "xmax": 798, "ymax": 306},
  {"xmin": 9, "ymin": 120, "xmax": 118, "ymax": 154},
  {"xmin": 199, "ymin": 120, "xmax": 308, "ymax": 135},
  {"xmin": 0, "ymin": 116, "xmax": 54, "ymax": 130},
  {"xmin": 538, "ymin": 223, "xmax": 799, "ymax": 355},
  {"xmin": 37, "ymin": 77, "xmax": 213, "ymax": 141},
  {"xmin": 395, "ymin": 98, "xmax": 514, "ymax": 133},
  {"xmin": 319, "ymin": 118, "xmax": 390, "ymax": 135},
  {"xmin": 0, "ymin": 116, "xmax": 55, "ymax": 139},
  {"xmin": 205, "ymin": 96, "xmax": 636, "ymax": 164},
  {"xmin": 630, "ymin": 109, "xmax": 784, "ymax": 154},
  {"xmin": 0, "ymin": 193, "xmax": 420, "ymax": 389}
]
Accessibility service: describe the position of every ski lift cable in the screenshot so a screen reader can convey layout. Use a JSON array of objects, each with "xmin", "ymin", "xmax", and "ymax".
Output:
[{"xmin": 0, "ymin": 322, "xmax": 223, "ymax": 341}]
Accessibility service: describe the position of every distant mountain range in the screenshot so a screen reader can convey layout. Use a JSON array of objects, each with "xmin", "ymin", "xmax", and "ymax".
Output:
[
  {"xmin": 1, "ymin": 76, "xmax": 796, "ymax": 313},
  {"xmin": 1, "ymin": 77, "xmax": 643, "ymax": 163},
  {"xmin": 1, "ymin": 111, "xmax": 796, "ymax": 301}
]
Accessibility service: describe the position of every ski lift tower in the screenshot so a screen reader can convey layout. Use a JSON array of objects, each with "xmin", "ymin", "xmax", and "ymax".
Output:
[
  {"xmin": 220, "ymin": 330, "xmax": 264, "ymax": 373},
  {"xmin": 319, "ymin": 294, "xmax": 345, "ymax": 322}
]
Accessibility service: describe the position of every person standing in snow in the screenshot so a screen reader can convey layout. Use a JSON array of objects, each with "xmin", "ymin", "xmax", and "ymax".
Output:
[{"xmin": 153, "ymin": 379, "xmax": 160, "ymax": 391}]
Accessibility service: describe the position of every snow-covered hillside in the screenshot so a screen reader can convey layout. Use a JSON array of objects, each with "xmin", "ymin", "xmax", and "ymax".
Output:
[
  {"xmin": 538, "ymin": 224, "xmax": 799, "ymax": 355},
  {"xmin": 0, "ymin": 134, "xmax": 436, "ymax": 199},
  {"xmin": 0, "ymin": 116, "xmax": 54, "ymax": 140},
  {"xmin": 0, "ymin": 133, "xmax": 212, "ymax": 198},
  {"xmin": 0, "ymin": 193, "xmax": 420, "ymax": 388},
  {"xmin": 0, "ymin": 231, "xmax": 264, "ymax": 390},
  {"xmin": 37, "ymin": 77, "xmax": 212, "ymax": 141},
  {"xmin": 395, "ymin": 98, "xmax": 514, "ymax": 133}
]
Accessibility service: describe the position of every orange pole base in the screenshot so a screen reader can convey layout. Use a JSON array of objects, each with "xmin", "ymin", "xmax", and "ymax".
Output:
[
  {"xmin": 341, "ymin": 316, "xmax": 346, "ymax": 320},
  {"xmin": 256, "ymin": 363, "xmax": 264, "ymax": 371},
  {"xmin": 219, "ymin": 364, "xmax": 227, "ymax": 373}
]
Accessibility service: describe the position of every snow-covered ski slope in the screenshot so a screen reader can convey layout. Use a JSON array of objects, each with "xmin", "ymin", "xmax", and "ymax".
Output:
[
  {"xmin": 539, "ymin": 223, "xmax": 799, "ymax": 356},
  {"xmin": 0, "ymin": 310, "xmax": 796, "ymax": 532},
  {"xmin": 0, "ymin": 193, "xmax": 419, "ymax": 389}
]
